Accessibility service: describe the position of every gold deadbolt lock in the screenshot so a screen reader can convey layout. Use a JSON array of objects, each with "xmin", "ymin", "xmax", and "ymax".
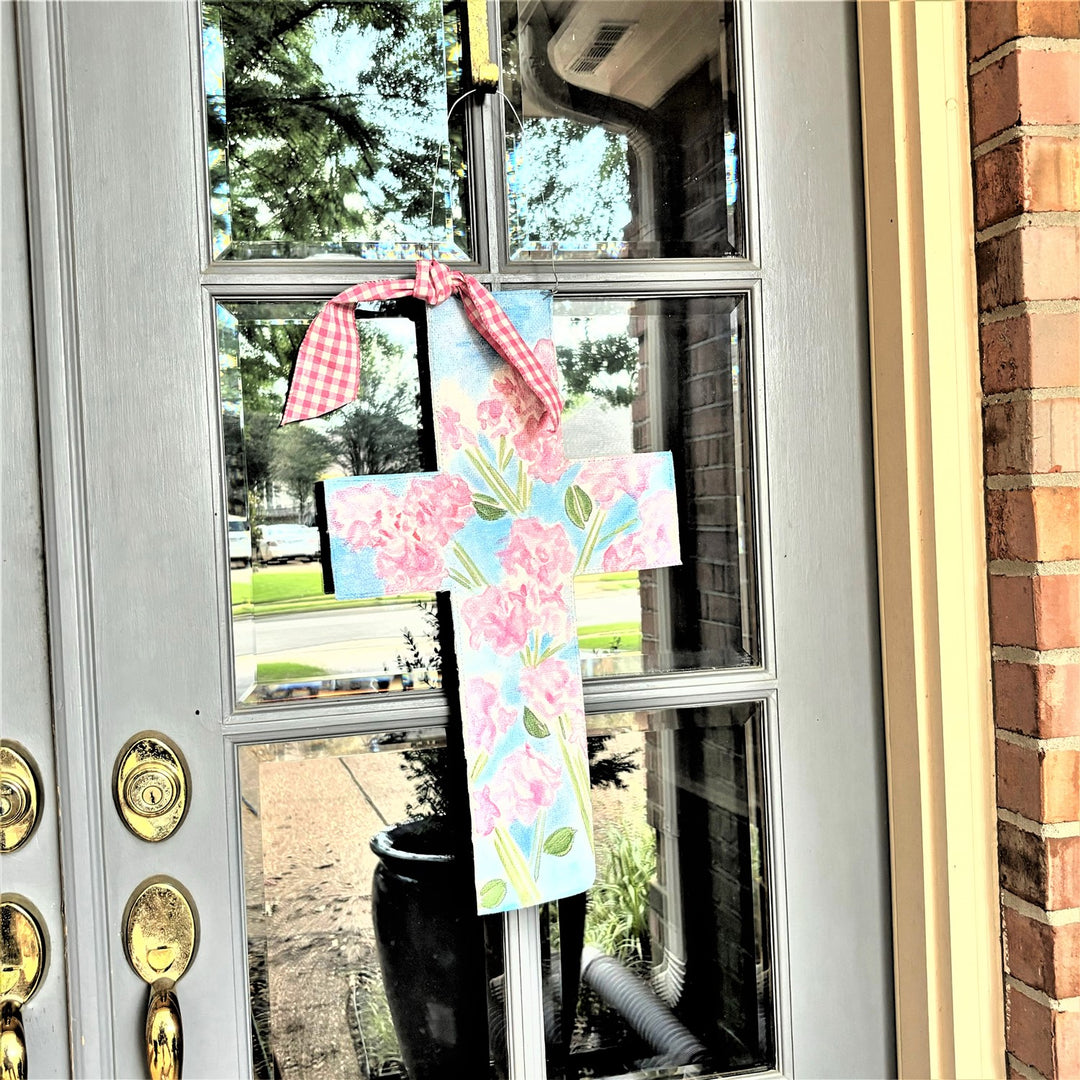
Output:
[
  {"xmin": 0, "ymin": 745, "xmax": 41, "ymax": 854},
  {"xmin": 124, "ymin": 879, "xmax": 197, "ymax": 1080},
  {"xmin": 115, "ymin": 735, "xmax": 189, "ymax": 842},
  {"xmin": 1, "ymin": 899, "xmax": 46, "ymax": 1080}
]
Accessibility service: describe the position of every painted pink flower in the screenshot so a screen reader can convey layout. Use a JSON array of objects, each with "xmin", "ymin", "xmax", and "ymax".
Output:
[
  {"xmin": 521, "ymin": 580, "xmax": 570, "ymax": 644},
  {"xmin": 465, "ymin": 677, "xmax": 518, "ymax": 754},
  {"xmin": 600, "ymin": 490, "xmax": 680, "ymax": 573},
  {"xmin": 498, "ymin": 519, "xmax": 574, "ymax": 589},
  {"xmin": 637, "ymin": 489, "xmax": 680, "ymax": 564},
  {"xmin": 411, "ymin": 473, "xmax": 475, "ymax": 546},
  {"xmin": 329, "ymin": 483, "xmax": 397, "ymax": 552},
  {"xmin": 491, "ymin": 745, "xmax": 562, "ymax": 825},
  {"xmin": 461, "ymin": 583, "xmax": 532, "ymax": 655},
  {"xmin": 476, "ymin": 395, "xmax": 511, "ymax": 438},
  {"xmin": 601, "ymin": 532, "xmax": 650, "ymax": 573},
  {"xmin": 330, "ymin": 481, "xmax": 462, "ymax": 592},
  {"xmin": 519, "ymin": 657, "xmax": 582, "ymax": 722},
  {"xmin": 373, "ymin": 535, "xmax": 446, "ymax": 593},
  {"xmin": 513, "ymin": 414, "xmax": 568, "ymax": 482},
  {"xmin": 472, "ymin": 785, "xmax": 500, "ymax": 837},
  {"xmin": 436, "ymin": 404, "xmax": 476, "ymax": 451},
  {"xmin": 575, "ymin": 457, "xmax": 655, "ymax": 508},
  {"xmin": 477, "ymin": 367, "xmax": 544, "ymax": 438}
]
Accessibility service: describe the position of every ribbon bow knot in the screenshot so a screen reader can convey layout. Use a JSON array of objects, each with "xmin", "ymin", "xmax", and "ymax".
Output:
[{"xmin": 281, "ymin": 260, "xmax": 562, "ymax": 429}]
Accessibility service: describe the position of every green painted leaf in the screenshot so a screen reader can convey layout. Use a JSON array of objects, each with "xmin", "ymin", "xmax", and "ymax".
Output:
[
  {"xmin": 543, "ymin": 827, "xmax": 576, "ymax": 857},
  {"xmin": 479, "ymin": 878, "xmax": 508, "ymax": 909},
  {"xmin": 473, "ymin": 494, "xmax": 508, "ymax": 521},
  {"xmin": 564, "ymin": 485, "xmax": 593, "ymax": 529},
  {"xmin": 522, "ymin": 707, "xmax": 550, "ymax": 738}
]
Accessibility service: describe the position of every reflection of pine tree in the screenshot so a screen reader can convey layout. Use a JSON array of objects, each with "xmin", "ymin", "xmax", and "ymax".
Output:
[{"xmin": 207, "ymin": 0, "xmax": 468, "ymax": 251}]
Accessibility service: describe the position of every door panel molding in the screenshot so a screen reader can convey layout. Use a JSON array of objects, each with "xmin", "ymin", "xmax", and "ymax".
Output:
[
  {"xmin": 752, "ymin": 2, "xmax": 893, "ymax": 1074},
  {"xmin": 3, "ymin": 2, "xmax": 71, "ymax": 1073},
  {"xmin": 16, "ymin": 4, "xmax": 116, "ymax": 1073}
]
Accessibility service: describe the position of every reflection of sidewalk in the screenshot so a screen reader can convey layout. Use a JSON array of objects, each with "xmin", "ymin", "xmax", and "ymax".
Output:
[
  {"xmin": 236, "ymin": 581, "xmax": 644, "ymax": 682},
  {"xmin": 238, "ymin": 639, "xmax": 420, "ymax": 676}
]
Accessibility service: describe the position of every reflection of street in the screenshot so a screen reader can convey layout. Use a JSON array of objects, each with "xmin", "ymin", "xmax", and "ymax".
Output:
[{"xmin": 237, "ymin": 591, "xmax": 642, "ymax": 676}]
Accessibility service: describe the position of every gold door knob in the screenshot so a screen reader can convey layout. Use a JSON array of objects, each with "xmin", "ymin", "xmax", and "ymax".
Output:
[
  {"xmin": 0, "ymin": 900, "xmax": 45, "ymax": 1080},
  {"xmin": 123, "ymin": 880, "xmax": 197, "ymax": 1080}
]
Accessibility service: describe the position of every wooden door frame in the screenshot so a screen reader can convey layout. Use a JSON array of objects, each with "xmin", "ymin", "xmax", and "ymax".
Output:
[{"xmin": 859, "ymin": 4, "xmax": 1005, "ymax": 1078}]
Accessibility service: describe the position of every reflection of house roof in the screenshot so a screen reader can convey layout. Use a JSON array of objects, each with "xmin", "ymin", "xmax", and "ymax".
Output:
[{"xmin": 561, "ymin": 401, "xmax": 633, "ymax": 459}]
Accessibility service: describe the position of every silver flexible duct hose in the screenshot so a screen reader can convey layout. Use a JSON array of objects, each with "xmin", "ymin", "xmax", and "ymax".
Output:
[{"xmin": 580, "ymin": 946, "xmax": 710, "ymax": 1067}]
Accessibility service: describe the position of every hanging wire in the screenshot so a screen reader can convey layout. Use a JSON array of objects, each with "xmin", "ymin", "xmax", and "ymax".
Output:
[
  {"xmin": 430, "ymin": 86, "xmax": 560, "ymax": 295},
  {"xmin": 427, "ymin": 87, "xmax": 479, "ymax": 261}
]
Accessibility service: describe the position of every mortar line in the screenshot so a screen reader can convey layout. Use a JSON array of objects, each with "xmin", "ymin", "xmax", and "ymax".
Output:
[
  {"xmin": 984, "ymin": 387, "xmax": 1080, "ymax": 404},
  {"xmin": 996, "ymin": 728, "xmax": 1080, "ymax": 752},
  {"xmin": 1001, "ymin": 890, "xmax": 1080, "ymax": 927},
  {"xmin": 977, "ymin": 211, "xmax": 1080, "ymax": 244},
  {"xmin": 972, "ymin": 123, "xmax": 1080, "ymax": 159},
  {"xmin": 998, "ymin": 807, "xmax": 1080, "ymax": 838},
  {"xmin": 989, "ymin": 559, "xmax": 1080, "ymax": 577},
  {"xmin": 969, "ymin": 36, "xmax": 1080, "ymax": 76},
  {"xmin": 979, "ymin": 299, "xmax": 1080, "ymax": 325}
]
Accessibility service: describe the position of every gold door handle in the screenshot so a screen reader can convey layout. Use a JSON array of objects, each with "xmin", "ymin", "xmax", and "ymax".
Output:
[
  {"xmin": 123, "ymin": 880, "xmax": 197, "ymax": 1080},
  {"xmin": 0, "ymin": 900, "xmax": 45, "ymax": 1080},
  {"xmin": 145, "ymin": 980, "xmax": 182, "ymax": 1080},
  {"xmin": 464, "ymin": 0, "xmax": 499, "ymax": 91},
  {"xmin": 1, "ymin": 1001, "xmax": 27, "ymax": 1080}
]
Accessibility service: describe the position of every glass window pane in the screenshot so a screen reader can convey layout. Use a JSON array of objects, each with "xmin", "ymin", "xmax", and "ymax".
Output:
[
  {"xmin": 219, "ymin": 302, "xmax": 440, "ymax": 707},
  {"xmin": 240, "ymin": 728, "xmax": 506, "ymax": 1078},
  {"xmin": 501, "ymin": 0, "xmax": 742, "ymax": 260},
  {"xmin": 557, "ymin": 295, "xmax": 759, "ymax": 674},
  {"xmin": 203, "ymin": 1, "xmax": 472, "ymax": 261},
  {"xmin": 542, "ymin": 704, "xmax": 772, "ymax": 1077}
]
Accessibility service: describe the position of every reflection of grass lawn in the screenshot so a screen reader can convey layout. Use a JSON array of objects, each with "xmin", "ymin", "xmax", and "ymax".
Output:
[
  {"xmin": 255, "ymin": 661, "xmax": 329, "ymax": 682},
  {"xmin": 231, "ymin": 566, "xmax": 642, "ymax": 619},
  {"xmin": 254, "ymin": 567, "xmax": 325, "ymax": 604},
  {"xmin": 231, "ymin": 565, "xmax": 426, "ymax": 616},
  {"xmin": 578, "ymin": 622, "xmax": 641, "ymax": 652}
]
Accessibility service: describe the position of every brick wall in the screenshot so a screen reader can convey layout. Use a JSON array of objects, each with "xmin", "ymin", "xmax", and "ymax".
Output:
[{"xmin": 967, "ymin": 5, "xmax": 1080, "ymax": 1078}]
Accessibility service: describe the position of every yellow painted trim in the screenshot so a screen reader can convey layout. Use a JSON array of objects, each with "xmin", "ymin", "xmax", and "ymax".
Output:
[{"xmin": 858, "ymin": 3, "xmax": 1005, "ymax": 1078}]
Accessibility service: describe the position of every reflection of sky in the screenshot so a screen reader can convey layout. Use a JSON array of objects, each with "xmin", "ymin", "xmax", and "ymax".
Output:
[
  {"xmin": 201, "ymin": 14, "xmax": 232, "ymax": 256},
  {"xmin": 507, "ymin": 122, "xmax": 631, "ymax": 252}
]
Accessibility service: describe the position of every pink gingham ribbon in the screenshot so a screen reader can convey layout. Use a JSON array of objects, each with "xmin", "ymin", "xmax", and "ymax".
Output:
[{"xmin": 281, "ymin": 260, "xmax": 562, "ymax": 429}]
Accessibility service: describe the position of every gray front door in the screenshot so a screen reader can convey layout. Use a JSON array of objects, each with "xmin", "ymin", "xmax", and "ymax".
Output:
[{"xmin": 10, "ymin": 2, "xmax": 893, "ymax": 1077}]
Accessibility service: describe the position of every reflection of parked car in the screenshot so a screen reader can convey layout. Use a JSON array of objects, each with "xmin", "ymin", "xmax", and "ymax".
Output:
[
  {"xmin": 228, "ymin": 515, "xmax": 251, "ymax": 566},
  {"xmin": 257, "ymin": 523, "xmax": 321, "ymax": 564}
]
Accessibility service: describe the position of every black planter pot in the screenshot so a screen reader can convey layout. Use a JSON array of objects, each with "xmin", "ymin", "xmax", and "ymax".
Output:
[{"xmin": 370, "ymin": 819, "xmax": 490, "ymax": 1080}]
